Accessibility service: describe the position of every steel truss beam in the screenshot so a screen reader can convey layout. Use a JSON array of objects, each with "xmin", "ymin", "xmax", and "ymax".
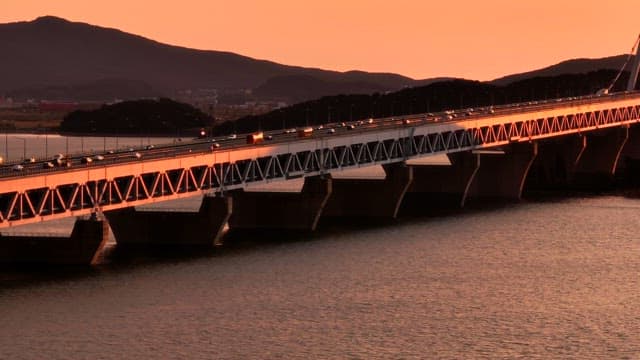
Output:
[{"xmin": 1, "ymin": 100, "xmax": 640, "ymax": 227}]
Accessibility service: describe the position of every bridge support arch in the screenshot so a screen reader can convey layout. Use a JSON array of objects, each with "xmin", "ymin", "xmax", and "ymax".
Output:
[
  {"xmin": 227, "ymin": 175, "xmax": 332, "ymax": 232},
  {"xmin": 401, "ymin": 152, "xmax": 479, "ymax": 213},
  {"xmin": 571, "ymin": 127, "xmax": 628, "ymax": 189},
  {"xmin": 524, "ymin": 134, "xmax": 585, "ymax": 192},
  {"xmin": 617, "ymin": 125, "xmax": 640, "ymax": 187},
  {"xmin": 402, "ymin": 142, "xmax": 537, "ymax": 212},
  {"xmin": 0, "ymin": 217, "xmax": 109, "ymax": 265},
  {"xmin": 104, "ymin": 195, "xmax": 232, "ymax": 247},
  {"xmin": 525, "ymin": 127, "xmax": 629, "ymax": 192},
  {"xmin": 320, "ymin": 163, "xmax": 413, "ymax": 220},
  {"xmin": 465, "ymin": 142, "xmax": 538, "ymax": 204}
]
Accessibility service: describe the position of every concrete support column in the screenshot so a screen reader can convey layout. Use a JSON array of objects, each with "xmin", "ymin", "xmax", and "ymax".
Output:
[
  {"xmin": 402, "ymin": 151, "xmax": 480, "ymax": 213},
  {"xmin": 524, "ymin": 135, "xmax": 585, "ymax": 192},
  {"xmin": 228, "ymin": 175, "xmax": 331, "ymax": 231},
  {"xmin": 571, "ymin": 127, "xmax": 628, "ymax": 189},
  {"xmin": 105, "ymin": 195, "xmax": 232, "ymax": 247},
  {"xmin": 617, "ymin": 125, "xmax": 640, "ymax": 187},
  {"xmin": 322, "ymin": 163, "xmax": 413, "ymax": 219},
  {"xmin": 0, "ymin": 217, "xmax": 109, "ymax": 265},
  {"xmin": 466, "ymin": 142, "xmax": 538, "ymax": 203}
]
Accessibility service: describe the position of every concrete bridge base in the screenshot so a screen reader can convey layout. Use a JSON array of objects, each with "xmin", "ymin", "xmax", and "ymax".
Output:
[
  {"xmin": 402, "ymin": 142, "xmax": 537, "ymax": 213},
  {"xmin": 465, "ymin": 142, "xmax": 538, "ymax": 204},
  {"xmin": 617, "ymin": 125, "xmax": 640, "ymax": 187},
  {"xmin": 0, "ymin": 217, "xmax": 109, "ymax": 265},
  {"xmin": 526, "ymin": 128, "xmax": 628, "ymax": 192},
  {"xmin": 105, "ymin": 195, "xmax": 232, "ymax": 247},
  {"xmin": 228, "ymin": 175, "xmax": 331, "ymax": 232},
  {"xmin": 321, "ymin": 163, "xmax": 413, "ymax": 220},
  {"xmin": 401, "ymin": 152, "xmax": 479, "ymax": 213},
  {"xmin": 524, "ymin": 135, "xmax": 585, "ymax": 192},
  {"xmin": 571, "ymin": 127, "xmax": 628, "ymax": 190}
]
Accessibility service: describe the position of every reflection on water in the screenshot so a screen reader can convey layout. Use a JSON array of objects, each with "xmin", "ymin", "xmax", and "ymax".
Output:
[{"xmin": 1, "ymin": 196, "xmax": 639, "ymax": 358}]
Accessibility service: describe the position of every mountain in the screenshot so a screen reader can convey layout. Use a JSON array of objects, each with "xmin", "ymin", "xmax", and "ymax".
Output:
[
  {"xmin": 491, "ymin": 55, "xmax": 630, "ymax": 85},
  {"xmin": 0, "ymin": 16, "xmax": 415, "ymax": 101},
  {"xmin": 0, "ymin": 16, "xmax": 634, "ymax": 105}
]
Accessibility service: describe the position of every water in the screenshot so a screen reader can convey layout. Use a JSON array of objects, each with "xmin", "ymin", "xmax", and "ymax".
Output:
[
  {"xmin": 1, "ymin": 196, "xmax": 639, "ymax": 359},
  {"xmin": 0, "ymin": 138, "xmax": 639, "ymax": 358},
  {"xmin": 0, "ymin": 133, "xmax": 179, "ymax": 162}
]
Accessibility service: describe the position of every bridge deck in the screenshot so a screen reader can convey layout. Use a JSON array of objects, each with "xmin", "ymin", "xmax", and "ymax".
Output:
[{"xmin": 1, "ymin": 92, "xmax": 640, "ymax": 227}]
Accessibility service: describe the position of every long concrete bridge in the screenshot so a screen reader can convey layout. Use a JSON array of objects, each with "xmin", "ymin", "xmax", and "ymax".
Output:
[{"xmin": 2, "ymin": 56, "xmax": 640, "ymax": 264}]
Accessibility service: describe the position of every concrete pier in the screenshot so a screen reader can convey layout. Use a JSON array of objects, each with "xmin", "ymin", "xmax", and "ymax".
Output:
[
  {"xmin": 617, "ymin": 125, "xmax": 640, "ymax": 186},
  {"xmin": 524, "ymin": 135, "xmax": 586, "ymax": 192},
  {"xmin": 228, "ymin": 175, "xmax": 331, "ymax": 231},
  {"xmin": 0, "ymin": 218, "xmax": 109, "ymax": 265},
  {"xmin": 402, "ymin": 142, "xmax": 537, "ymax": 212},
  {"xmin": 402, "ymin": 151, "xmax": 479, "ymax": 213},
  {"xmin": 105, "ymin": 195, "xmax": 232, "ymax": 246},
  {"xmin": 465, "ymin": 142, "xmax": 538, "ymax": 203},
  {"xmin": 321, "ymin": 163, "xmax": 413, "ymax": 219},
  {"xmin": 570, "ymin": 127, "xmax": 628, "ymax": 189}
]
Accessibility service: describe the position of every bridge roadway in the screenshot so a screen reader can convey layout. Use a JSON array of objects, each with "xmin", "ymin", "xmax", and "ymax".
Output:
[{"xmin": 1, "ymin": 91, "xmax": 640, "ymax": 230}]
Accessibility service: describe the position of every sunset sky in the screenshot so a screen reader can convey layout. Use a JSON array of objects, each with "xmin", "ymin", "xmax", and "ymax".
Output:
[{"xmin": 4, "ymin": 0, "xmax": 640, "ymax": 81}]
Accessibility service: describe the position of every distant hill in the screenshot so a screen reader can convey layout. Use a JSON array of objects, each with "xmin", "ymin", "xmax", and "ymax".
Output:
[
  {"xmin": 491, "ymin": 55, "xmax": 630, "ymax": 85},
  {"xmin": 0, "ymin": 16, "xmax": 635, "ymax": 106},
  {"xmin": 0, "ymin": 16, "xmax": 414, "ymax": 102},
  {"xmin": 60, "ymin": 98, "xmax": 211, "ymax": 134},
  {"xmin": 213, "ymin": 69, "xmax": 626, "ymax": 136}
]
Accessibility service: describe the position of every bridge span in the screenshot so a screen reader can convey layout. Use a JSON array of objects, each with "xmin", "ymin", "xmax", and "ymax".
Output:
[{"xmin": 3, "ymin": 91, "xmax": 640, "ymax": 264}]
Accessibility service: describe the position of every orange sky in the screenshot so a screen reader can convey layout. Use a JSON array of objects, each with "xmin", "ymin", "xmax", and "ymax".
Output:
[{"xmin": 4, "ymin": 0, "xmax": 640, "ymax": 81}]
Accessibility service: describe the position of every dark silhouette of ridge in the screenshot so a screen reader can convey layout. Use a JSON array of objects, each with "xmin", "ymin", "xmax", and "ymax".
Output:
[
  {"xmin": 491, "ymin": 55, "xmax": 630, "ymax": 85},
  {"xmin": 0, "ymin": 16, "xmax": 634, "ymax": 105},
  {"xmin": 213, "ymin": 69, "xmax": 627, "ymax": 136},
  {"xmin": 0, "ymin": 16, "xmax": 414, "ymax": 101}
]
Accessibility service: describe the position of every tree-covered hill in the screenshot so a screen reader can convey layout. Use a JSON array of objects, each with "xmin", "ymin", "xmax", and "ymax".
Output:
[
  {"xmin": 211, "ymin": 69, "xmax": 628, "ymax": 136},
  {"xmin": 60, "ymin": 98, "xmax": 212, "ymax": 135}
]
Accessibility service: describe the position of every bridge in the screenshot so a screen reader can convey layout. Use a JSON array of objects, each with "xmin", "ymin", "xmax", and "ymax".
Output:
[{"xmin": 2, "ymin": 44, "xmax": 640, "ymax": 264}]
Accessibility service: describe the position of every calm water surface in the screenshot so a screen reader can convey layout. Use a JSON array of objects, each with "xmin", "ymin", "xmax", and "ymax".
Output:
[{"xmin": 1, "ymin": 195, "xmax": 639, "ymax": 359}]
